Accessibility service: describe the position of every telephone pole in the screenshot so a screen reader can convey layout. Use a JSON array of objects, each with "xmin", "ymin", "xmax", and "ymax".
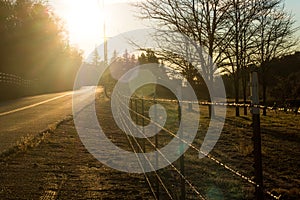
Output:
[
  {"xmin": 102, "ymin": 0, "xmax": 108, "ymax": 66},
  {"xmin": 98, "ymin": 0, "xmax": 109, "ymax": 97}
]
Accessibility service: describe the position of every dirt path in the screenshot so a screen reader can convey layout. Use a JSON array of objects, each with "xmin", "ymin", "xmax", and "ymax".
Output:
[{"xmin": 0, "ymin": 119, "xmax": 154, "ymax": 199}]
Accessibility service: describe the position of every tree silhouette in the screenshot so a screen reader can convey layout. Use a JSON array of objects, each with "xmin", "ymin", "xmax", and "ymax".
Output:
[
  {"xmin": 137, "ymin": 0, "xmax": 298, "ymax": 117},
  {"xmin": 0, "ymin": 0, "xmax": 83, "ymax": 99}
]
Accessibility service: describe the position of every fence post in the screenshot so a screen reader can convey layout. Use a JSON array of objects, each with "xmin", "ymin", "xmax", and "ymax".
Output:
[
  {"xmin": 129, "ymin": 97, "xmax": 136, "ymax": 152},
  {"xmin": 250, "ymin": 70, "xmax": 264, "ymax": 200},
  {"xmin": 130, "ymin": 97, "xmax": 133, "ymax": 115},
  {"xmin": 135, "ymin": 97, "xmax": 139, "ymax": 153},
  {"xmin": 179, "ymin": 131, "xmax": 186, "ymax": 200},
  {"xmin": 142, "ymin": 97, "xmax": 146, "ymax": 152},
  {"xmin": 177, "ymin": 86, "xmax": 185, "ymax": 200},
  {"xmin": 154, "ymin": 94, "xmax": 160, "ymax": 199},
  {"xmin": 135, "ymin": 97, "xmax": 138, "ymax": 124}
]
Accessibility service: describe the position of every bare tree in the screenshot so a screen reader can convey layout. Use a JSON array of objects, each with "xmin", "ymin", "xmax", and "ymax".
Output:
[
  {"xmin": 216, "ymin": 0, "xmax": 297, "ymax": 116},
  {"xmin": 137, "ymin": 0, "xmax": 232, "ymax": 117},
  {"xmin": 136, "ymin": 0, "xmax": 298, "ymax": 118},
  {"xmin": 221, "ymin": 0, "xmax": 263, "ymax": 116},
  {"xmin": 254, "ymin": 0, "xmax": 298, "ymax": 116}
]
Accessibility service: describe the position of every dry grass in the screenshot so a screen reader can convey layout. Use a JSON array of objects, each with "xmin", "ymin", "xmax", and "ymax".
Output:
[
  {"xmin": 0, "ymin": 115, "xmax": 73, "ymax": 161},
  {"xmin": 0, "ymin": 112, "xmax": 153, "ymax": 199},
  {"xmin": 1, "ymin": 95, "xmax": 298, "ymax": 199},
  {"xmin": 125, "ymin": 99, "xmax": 299, "ymax": 199},
  {"xmin": 235, "ymin": 141, "xmax": 253, "ymax": 157}
]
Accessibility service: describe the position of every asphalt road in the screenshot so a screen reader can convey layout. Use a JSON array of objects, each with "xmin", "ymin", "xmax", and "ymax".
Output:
[{"xmin": 0, "ymin": 87, "xmax": 99, "ymax": 154}]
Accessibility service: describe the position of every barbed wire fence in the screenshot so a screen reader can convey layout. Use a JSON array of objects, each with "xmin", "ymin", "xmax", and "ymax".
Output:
[
  {"xmin": 110, "ymin": 88, "xmax": 296, "ymax": 200},
  {"xmin": 115, "ymin": 93, "xmax": 206, "ymax": 200}
]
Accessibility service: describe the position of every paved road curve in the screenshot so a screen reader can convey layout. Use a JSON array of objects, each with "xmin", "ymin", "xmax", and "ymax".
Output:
[{"xmin": 0, "ymin": 87, "xmax": 99, "ymax": 154}]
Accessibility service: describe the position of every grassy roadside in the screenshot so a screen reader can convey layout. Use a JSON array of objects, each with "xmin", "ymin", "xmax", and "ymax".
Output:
[
  {"xmin": 126, "ymin": 97, "xmax": 299, "ymax": 199},
  {"xmin": 0, "ymin": 97, "xmax": 154, "ymax": 199},
  {"xmin": 0, "ymin": 93, "xmax": 299, "ymax": 199},
  {"xmin": 0, "ymin": 116, "xmax": 72, "ymax": 161}
]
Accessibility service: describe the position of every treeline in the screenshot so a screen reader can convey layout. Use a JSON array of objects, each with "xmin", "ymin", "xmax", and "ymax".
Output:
[
  {"xmin": 100, "ymin": 49, "xmax": 300, "ymax": 103},
  {"xmin": 87, "ymin": 49, "xmax": 163, "ymax": 93},
  {"xmin": 87, "ymin": 49, "xmax": 206, "ymax": 99},
  {"xmin": 268, "ymin": 52, "xmax": 300, "ymax": 102},
  {"xmin": 223, "ymin": 52, "xmax": 300, "ymax": 104},
  {"xmin": 0, "ymin": 0, "xmax": 82, "ymax": 100}
]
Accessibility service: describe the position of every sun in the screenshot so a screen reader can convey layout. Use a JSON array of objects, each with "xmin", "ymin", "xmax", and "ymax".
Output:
[
  {"xmin": 62, "ymin": 1, "xmax": 108, "ymax": 45},
  {"xmin": 50, "ymin": 0, "xmax": 143, "ymax": 56}
]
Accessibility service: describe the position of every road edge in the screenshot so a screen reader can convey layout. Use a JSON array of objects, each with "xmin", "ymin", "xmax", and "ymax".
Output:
[{"xmin": 0, "ymin": 115, "xmax": 74, "ymax": 161}]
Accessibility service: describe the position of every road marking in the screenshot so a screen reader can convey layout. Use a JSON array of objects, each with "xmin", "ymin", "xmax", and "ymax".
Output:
[{"xmin": 0, "ymin": 92, "xmax": 72, "ymax": 117}]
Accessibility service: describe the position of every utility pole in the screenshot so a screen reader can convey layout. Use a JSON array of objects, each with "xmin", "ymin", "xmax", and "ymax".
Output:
[
  {"xmin": 98, "ymin": 0, "xmax": 109, "ymax": 98},
  {"xmin": 250, "ymin": 69, "xmax": 264, "ymax": 200},
  {"xmin": 103, "ymin": 0, "xmax": 108, "ymax": 66},
  {"xmin": 97, "ymin": 0, "xmax": 108, "ymax": 65}
]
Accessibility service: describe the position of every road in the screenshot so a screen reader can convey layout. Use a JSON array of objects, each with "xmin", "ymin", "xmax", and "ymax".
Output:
[
  {"xmin": 0, "ymin": 89, "xmax": 153, "ymax": 199},
  {"xmin": 0, "ymin": 87, "xmax": 99, "ymax": 154}
]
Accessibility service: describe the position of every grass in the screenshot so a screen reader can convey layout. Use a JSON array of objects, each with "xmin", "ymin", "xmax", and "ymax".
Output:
[
  {"xmin": 235, "ymin": 141, "xmax": 253, "ymax": 157},
  {"xmin": 116, "ymin": 96, "xmax": 299, "ymax": 199},
  {"xmin": 0, "ymin": 115, "xmax": 73, "ymax": 161},
  {"xmin": 0, "ymin": 115, "xmax": 153, "ymax": 199},
  {"xmin": 2, "ymin": 91, "xmax": 297, "ymax": 199}
]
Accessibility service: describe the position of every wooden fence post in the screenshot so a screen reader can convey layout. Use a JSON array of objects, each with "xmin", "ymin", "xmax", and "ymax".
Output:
[
  {"xmin": 177, "ymin": 86, "xmax": 185, "ymax": 200},
  {"xmin": 142, "ymin": 97, "xmax": 146, "ymax": 152},
  {"xmin": 154, "ymin": 94, "xmax": 160, "ymax": 199},
  {"xmin": 250, "ymin": 70, "xmax": 264, "ymax": 200}
]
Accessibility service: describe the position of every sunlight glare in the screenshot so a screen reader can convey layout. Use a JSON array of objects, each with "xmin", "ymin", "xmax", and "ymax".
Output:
[
  {"xmin": 63, "ymin": 0, "xmax": 108, "ymax": 44},
  {"xmin": 50, "ymin": 0, "xmax": 146, "ymax": 56}
]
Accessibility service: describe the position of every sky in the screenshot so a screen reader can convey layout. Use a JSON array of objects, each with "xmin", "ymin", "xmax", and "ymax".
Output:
[
  {"xmin": 48, "ymin": 0, "xmax": 300, "ymax": 58},
  {"xmin": 285, "ymin": 0, "xmax": 300, "ymax": 28},
  {"xmin": 49, "ymin": 0, "xmax": 146, "ymax": 58}
]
